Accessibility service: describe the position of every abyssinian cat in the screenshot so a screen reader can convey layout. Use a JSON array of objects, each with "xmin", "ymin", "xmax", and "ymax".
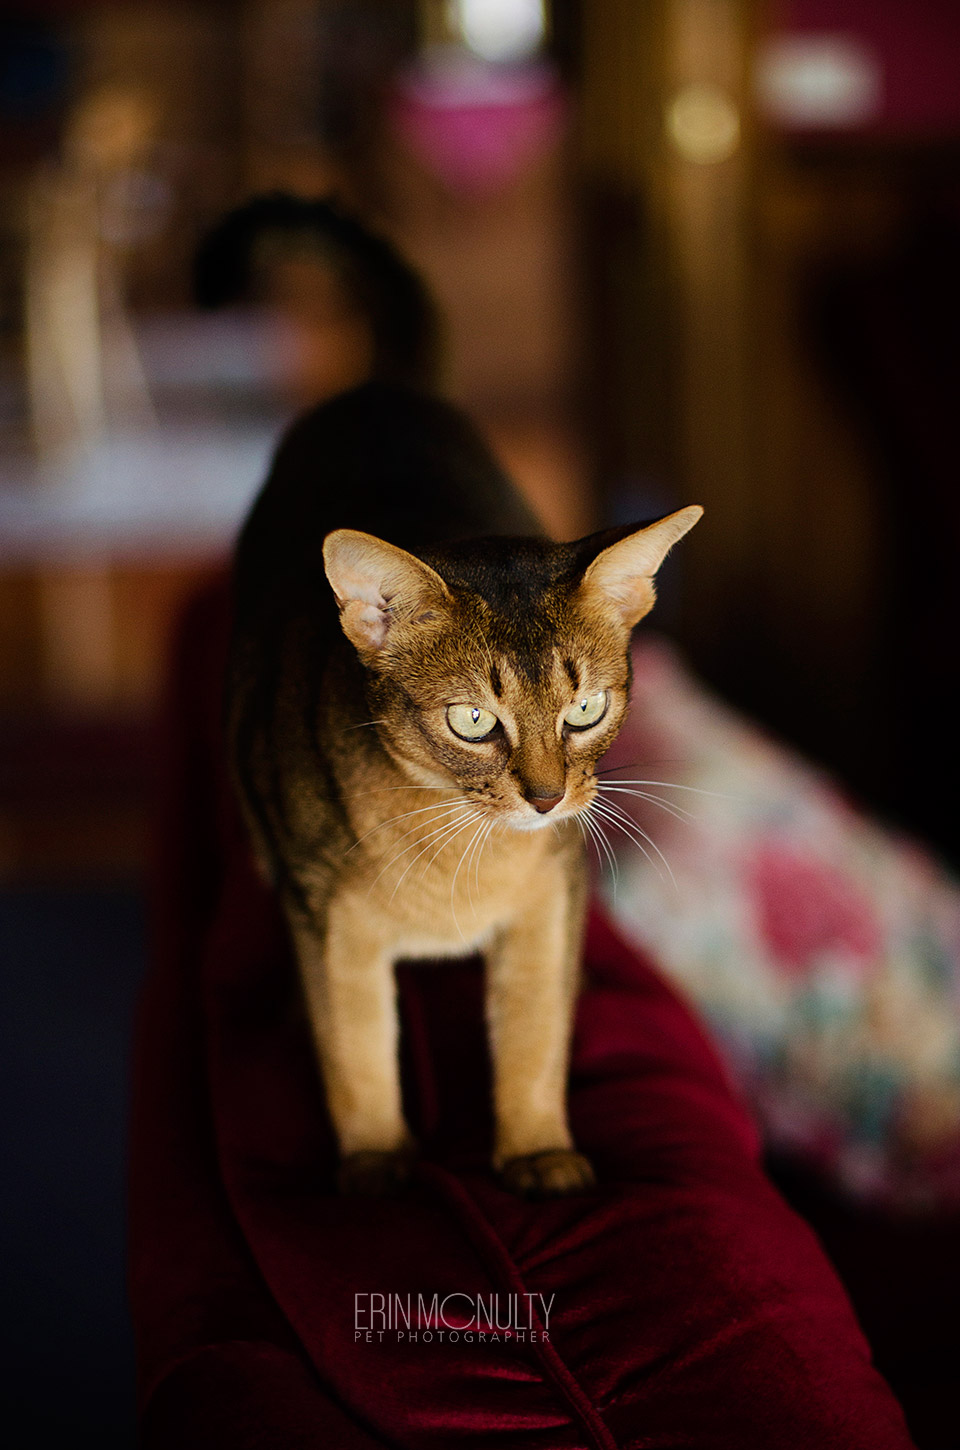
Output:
[{"xmin": 225, "ymin": 199, "xmax": 702, "ymax": 1197}]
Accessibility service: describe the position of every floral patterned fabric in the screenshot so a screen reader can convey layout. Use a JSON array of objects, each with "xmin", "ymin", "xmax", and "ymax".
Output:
[{"xmin": 597, "ymin": 637, "xmax": 960, "ymax": 1211}]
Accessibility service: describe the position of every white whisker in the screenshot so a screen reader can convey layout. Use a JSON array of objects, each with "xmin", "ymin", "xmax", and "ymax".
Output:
[
  {"xmin": 588, "ymin": 798, "xmax": 679, "ymax": 895},
  {"xmin": 451, "ymin": 817, "xmax": 487, "ymax": 940},
  {"xmin": 464, "ymin": 815, "xmax": 491, "ymax": 916},
  {"xmin": 389, "ymin": 811, "xmax": 482, "ymax": 903},
  {"xmin": 342, "ymin": 785, "xmax": 458, "ymax": 798},
  {"xmin": 596, "ymin": 784, "xmax": 697, "ymax": 824},
  {"xmin": 346, "ymin": 799, "xmax": 467, "ymax": 855},
  {"xmin": 574, "ymin": 813, "xmax": 589, "ymax": 850},
  {"xmin": 472, "ymin": 817, "xmax": 497, "ymax": 907},
  {"xmin": 588, "ymin": 798, "xmax": 662, "ymax": 882},
  {"xmin": 580, "ymin": 805, "xmax": 618, "ymax": 890},
  {"xmin": 368, "ymin": 809, "xmax": 472, "ymax": 897},
  {"xmin": 410, "ymin": 811, "xmax": 484, "ymax": 900},
  {"xmin": 595, "ymin": 777, "xmax": 734, "ymax": 800},
  {"xmin": 576, "ymin": 811, "xmax": 602, "ymax": 872}
]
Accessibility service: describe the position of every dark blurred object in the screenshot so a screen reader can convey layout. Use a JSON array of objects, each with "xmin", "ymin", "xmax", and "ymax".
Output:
[
  {"xmin": 193, "ymin": 192, "xmax": 439, "ymax": 388},
  {"xmin": 0, "ymin": 560, "xmax": 224, "ymax": 884},
  {"xmin": 307, "ymin": 0, "xmax": 415, "ymax": 186},
  {"xmin": 579, "ymin": 181, "xmax": 672, "ymax": 524},
  {"xmin": 0, "ymin": 714, "xmax": 154, "ymax": 883},
  {"xmin": 575, "ymin": 2, "xmax": 960, "ymax": 864},
  {"xmin": 0, "ymin": 14, "xmax": 70, "ymax": 165},
  {"xmin": 769, "ymin": 1155, "xmax": 960, "ymax": 1450},
  {"xmin": 0, "ymin": 885, "xmax": 143, "ymax": 1449},
  {"xmin": 809, "ymin": 186, "xmax": 960, "ymax": 858}
]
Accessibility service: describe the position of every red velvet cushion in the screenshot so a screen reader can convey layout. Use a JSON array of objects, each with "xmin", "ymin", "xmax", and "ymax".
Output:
[{"xmin": 130, "ymin": 581, "xmax": 915, "ymax": 1448}]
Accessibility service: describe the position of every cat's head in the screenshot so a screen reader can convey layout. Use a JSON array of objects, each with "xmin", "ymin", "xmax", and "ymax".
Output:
[{"xmin": 323, "ymin": 508, "xmax": 701, "ymax": 828}]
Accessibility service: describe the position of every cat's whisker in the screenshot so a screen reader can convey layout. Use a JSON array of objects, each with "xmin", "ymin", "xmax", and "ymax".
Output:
[
  {"xmin": 588, "ymin": 798, "xmax": 663, "ymax": 884},
  {"xmin": 472, "ymin": 817, "xmax": 497, "ymax": 909},
  {"xmin": 451, "ymin": 816, "xmax": 488, "ymax": 940},
  {"xmin": 596, "ymin": 777, "xmax": 735, "ymax": 800},
  {"xmin": 596, "ymin": 813, "xmax": 620, "ymax": 893},
  {"xmin": 368, "ymin": 809, "xmax": 473, "ymax": 897},
  {"xmin": 576, "ymin": 807, "xmax": 602, "ymax": 871},
  {"xmin": 379, "ymin": 802, "xmax": 480, "ymax": 858},
  {"xmin": 596, "ymin": 760, "xmax": 683, "ymax": 776},
  {"xmin": 464, "ymin": 815, "xmax": 492, "ymax": 917},
  {"xmin": 342, "ymin": 785, "xmax": 459, "ymax": 798},
  {"xmin": 347, "ymin": 799, "xmax": 468, "ymax": 855},
  {"xmin": 593, "ymin": 814, "xmax": 620, "ymax": 893},
  {"xmin": 589, "ymin": 798, "xmax": 679, "ymax": 895},
  {"xmin": 384, "ymin": 811, "xmax": 480, "ymax": 902},
  {"xmin": 596, "ymin": 783, "xmax": 697, "ymax": 824},
  {"xmin": 408, "ymin": 811, "xmax": 484, "ymax": 902},
  {"xmin": 579, "ymin": 805, "xmax": 618, "ymax": 889},
  {"xmin": 460, "ymin": 821, "xmax": 484, "ymax": 920},
  {"xmin": 351, "ymin": 798, "xmax": 465, "ymax": 836},
  {"xmin": 340, "ymin": 718, "xmax": 388, "ymax": 733},
  {"xmin": 573, "ymin": 813, "xmax": 589, "ymax": 857}
]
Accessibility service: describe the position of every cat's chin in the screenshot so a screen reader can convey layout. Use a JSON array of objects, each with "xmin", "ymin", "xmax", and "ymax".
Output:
[{"xmin": 507, "ymin": 810, "xmax": 577, "ymax": 833}]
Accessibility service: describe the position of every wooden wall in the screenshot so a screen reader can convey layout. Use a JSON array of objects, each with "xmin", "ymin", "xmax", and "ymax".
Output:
[{"xmin": 574, "ymin": 0, "xmax": 954, "ymax": 849}]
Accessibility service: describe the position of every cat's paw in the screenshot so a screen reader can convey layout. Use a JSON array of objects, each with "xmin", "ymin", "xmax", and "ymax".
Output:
[
  {"xmin": 500, "ymin": 1149, "xmax": 596, "ymax": 1199},
  {"xmin": 337, "ymin": 1146, "xmax": 417, "ymax": 1197}
]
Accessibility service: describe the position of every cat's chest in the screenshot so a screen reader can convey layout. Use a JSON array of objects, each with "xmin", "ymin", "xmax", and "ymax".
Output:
[{"xmin": 349, "ymin": 810, "xmax": 566, "ymax": 954}]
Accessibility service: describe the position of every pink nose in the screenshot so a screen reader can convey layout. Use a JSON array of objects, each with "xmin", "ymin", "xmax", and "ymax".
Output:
[{"xmin": 527, "ymin": 792, "xmax": 564, "ymax": 814}]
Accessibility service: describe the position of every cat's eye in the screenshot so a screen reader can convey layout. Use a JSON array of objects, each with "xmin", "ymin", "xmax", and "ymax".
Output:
[
  {"xmin": 447, "ymin": 704, "xmax": 498, "ymax": 741},
  {"xmin": 563, "ymin": 691, "xmax": 608, "ymax": 730}
]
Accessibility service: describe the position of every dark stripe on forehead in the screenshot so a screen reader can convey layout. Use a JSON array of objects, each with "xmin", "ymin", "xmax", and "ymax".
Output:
[
  {"xmin": 489, "ymin": 611, "xmax": 555, "ymax": 684},
  {"xmin": 489, "ymin": 660, "xmax": 502, "ymax": 697},
  {"xmin": 563, "ymin": 656, "xmax": 579, "ymax": 690}
]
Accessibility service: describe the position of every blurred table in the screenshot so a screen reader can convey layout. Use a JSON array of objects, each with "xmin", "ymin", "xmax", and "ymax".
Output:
[
  {"xmin": 0, "ymin": 420, "xmax": 279, "ymax": 709},
  {"xmin": 0, "ymin": 408, "xmax": 282, "ymax": 881}
]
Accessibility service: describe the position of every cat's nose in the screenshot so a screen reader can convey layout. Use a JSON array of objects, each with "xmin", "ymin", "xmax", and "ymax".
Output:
[{"xmin": 527, "ymin": 791, "xmax": 564, "ymax": 814}]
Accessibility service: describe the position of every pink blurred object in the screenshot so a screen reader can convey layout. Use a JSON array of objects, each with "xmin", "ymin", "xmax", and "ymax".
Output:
[
  {"xmin": 748, "ymin": 843, "xmax": 882, "ymax": 973},
  {"xmin": 390, "ymin": 56, "xmax": 565, "ymax": 195},
  {"xmin": 600, "ymin": 635, "xmax": 960, "ymax": 1210}
]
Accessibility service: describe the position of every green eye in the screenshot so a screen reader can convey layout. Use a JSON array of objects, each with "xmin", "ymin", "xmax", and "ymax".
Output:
[
  {"xmin": 563, "ymin": 690, "xmax": 608, "ymax": 729},
  {"xmin": 447, "ymin": 704, "xmax": 498, "ymax": 741}
]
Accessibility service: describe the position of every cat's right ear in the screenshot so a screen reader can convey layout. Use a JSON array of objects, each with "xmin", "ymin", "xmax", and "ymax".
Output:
[{"xmin": 323, "ymin": 529, "xmax": 452, "ymax": 655}]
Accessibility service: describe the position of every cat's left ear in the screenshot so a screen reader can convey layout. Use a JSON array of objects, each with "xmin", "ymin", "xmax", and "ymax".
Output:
[
  {"xmin": 323, "ymin": 528, "xmax": 452, "ymax": 655},
  {"xmin": 576, "ymin": 506, "xmax": 703, "ymax": 628}
]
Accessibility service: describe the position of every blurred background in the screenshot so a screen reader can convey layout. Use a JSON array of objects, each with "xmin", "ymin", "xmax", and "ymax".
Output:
[{"xmin": 1, "ymin": 1, "xmax": 959, "ymax": 1445}]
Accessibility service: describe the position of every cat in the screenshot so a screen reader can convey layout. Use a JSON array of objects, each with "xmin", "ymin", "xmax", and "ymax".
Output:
[{"xmin": 224, "ymin": 199, "xmax": 702, "ymax": 1197}]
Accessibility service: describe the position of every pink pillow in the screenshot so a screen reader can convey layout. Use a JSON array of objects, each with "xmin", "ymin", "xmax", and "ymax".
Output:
[{"xmin": 599, "ymin": 637, "xmax": 960, "ymax": 1211}]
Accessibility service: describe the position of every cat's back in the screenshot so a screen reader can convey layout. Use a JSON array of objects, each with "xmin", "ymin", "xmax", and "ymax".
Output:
[{"xmin": 234, "ymin": 380, "xmax": 540, "ymax": 617}]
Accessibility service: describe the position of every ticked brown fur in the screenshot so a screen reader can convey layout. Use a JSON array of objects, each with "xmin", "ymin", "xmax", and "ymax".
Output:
[{"xmin": 228, "ymin": 380, "xmax": 700, "ymax": 1197}]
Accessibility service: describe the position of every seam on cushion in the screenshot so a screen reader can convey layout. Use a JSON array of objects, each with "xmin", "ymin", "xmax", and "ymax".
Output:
[{"xmin": 419, "ymin": 1161, "xmax": 620, "ymax": 1450}]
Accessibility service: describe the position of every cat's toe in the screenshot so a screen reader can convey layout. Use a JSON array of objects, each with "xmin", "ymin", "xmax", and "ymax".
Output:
[
  {"xmin": 337, "ymin": 1147, "xmax": 417, "ymax": 1197},
  {"xmin": 501, "ymin": 1149, "xmax": 596, "ymax": 1199}
]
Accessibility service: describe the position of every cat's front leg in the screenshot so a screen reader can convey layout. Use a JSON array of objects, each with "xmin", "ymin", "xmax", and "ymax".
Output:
[
  {"xmin": 291, "ymin": 892, "xmax": 415, "ymax": 1196},
  {"xmin": 486, "ymin": 855, "xmax": 595, "ymax": 1198}
]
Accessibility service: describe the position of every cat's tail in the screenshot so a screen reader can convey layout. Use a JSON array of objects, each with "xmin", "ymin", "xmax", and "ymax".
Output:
[{"xmin": 193, "ymin": 193, "xmax": 440, "ymax": 388}]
